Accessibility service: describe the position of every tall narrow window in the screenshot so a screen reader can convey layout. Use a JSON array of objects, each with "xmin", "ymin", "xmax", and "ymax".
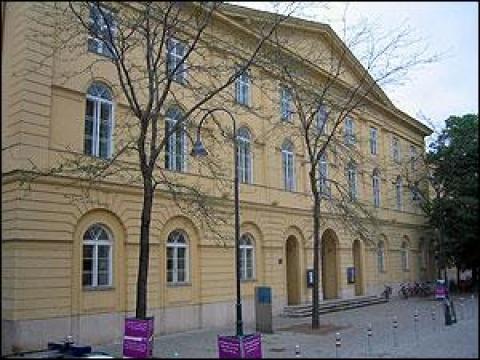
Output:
[
  {"xmin": 344, "ymin": 117, "xmax": 355, "ymax": 145},
  {"xmin": 377, "ymin": 240, "xmax": 385, "ymax": 272},
  {"xmin": 370, "ymin": 127, "xmax": 378, "ymax": 155},
  {"xmin": 401, "ymin": 241, "xmax": 409, "ymax": 271},
  {"xmin": 167, "ymin": 38, "xmax": 187, "ymax": 83},
  {"xmin": 240, "ymin": 234, "xmax": 255, "ymax": 280},
  {"xmin": 165, "ymin": 107, "xmax": 187, "ymax": 172},
  {"xmin": 237, "ymin": 127, "xmax": 253, "ymax": 184},
  {"xmin": 280, "ymin": 86, "xmax": 292, "ymax": 121},
  {"xmin": 235, "ymin": 70, "xmax": 250, "ymax": 106},
  {"xmin": 347, "ymin": 161, "xmax": 357, "ymax": 201},
  {"xmin": 392, "ymin": 136, "xmax": 401, "ymax": 163},
  {"xmin": 166, "ymin": 231, "xmax": 189, "ymax": 284},
  {"xmin": 85, "ymin": 83, "xmax": 113, "ymax": 159},
  {"xmin": 88, "ymin": 5, "xmax": 116, "ymax": 58},
  {"xmin": 372, "ymin": 168, "xmax": 380, "ymax": 208},
  {"xmin": 395, "ymin": 176, "xmax": 403, "ymax": 210},
  {"xmin": 410, "ymin": 145, "xmax": 417, "ymax": 172},
  {"xmin": 83, "ymin": 224, "xmax": 113, "ymax": 287},
  {"xmin": 281, "ymin": 140, "xmax": 295, "ymax": 191},
  {"xmin": 316, "ymin": 105, "xmax": 328, "ymax": 134},
  {"xmin": 319, "ymin": 153, "xmax": 329, "ymax": 196}
]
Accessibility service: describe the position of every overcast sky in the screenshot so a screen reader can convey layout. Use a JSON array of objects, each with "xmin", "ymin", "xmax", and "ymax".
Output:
[{"xmin": 231, "ymin": 2, "xmax": 479, "ymax": 134}]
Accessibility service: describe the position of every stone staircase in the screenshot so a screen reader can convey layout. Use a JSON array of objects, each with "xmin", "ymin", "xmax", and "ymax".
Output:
[{"xmin": 282, "ymin": 295, "xmax": 388, "ymax": 317}]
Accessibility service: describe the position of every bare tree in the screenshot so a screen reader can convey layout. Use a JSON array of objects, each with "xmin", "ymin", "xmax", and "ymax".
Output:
[{"xmin": 21, "ymin": 1, "xmax": 296, "ymax": 321}]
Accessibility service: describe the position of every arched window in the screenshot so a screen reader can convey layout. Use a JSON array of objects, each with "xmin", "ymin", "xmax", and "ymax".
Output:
[
  {"xmin": 237, "ymin": 127, "xmax": 253, "ymax": 184},
  {"xmin": 395, "ymin": 176, "xmax": 403, "ymax": 210},
  {"xmin": 377, "ymin": 240, "xmax": 385, "ymax": 273},
  {"xmin": 319, "ymin": 153, "xmax": 329, "ymax": 196},
  {"xmin": 281, "ymin": 140, "xmax": 295, "ymax": 191},
  {"xmin": 83, "ymin": 224, "xmax": 113, "ymax": 287},
  {"xmin": 85, "ymin": 82, "xmax": 113, "ymax": 159},
  {"xmin": 167, "ymin": 230, "xmax": 189, "ymax": 283},
  {"xmin": 372, "ymin": 168, "xmax": 380, "ymax": 208},
  {"xmin": 347, "ymin": 161, "xmax": 357, "ymax": 201},
  {"xmin": 240, "ymin": 234, "xmax": 255, "ymax": 280},
  {"xmin": 165, "ymin": 107, "xmax": 187, "ymax": 172},
  {"xmin": 401, "ymin": 241, "xmax": 409, "ymax": 271}
]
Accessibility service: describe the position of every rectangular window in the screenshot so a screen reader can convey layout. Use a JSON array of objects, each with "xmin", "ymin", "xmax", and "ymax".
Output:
[
  {"xmin": 282, "ymin": 152, "xmax": 295, "ymax": 191},
  {"xmin": 347, "ymin": 167, "xmax": 357, "ymax": 201},
  {"xmin": 88, "ymin": 5, "xmax": 116, "ymax": 58},
  {"xmin": 235, "ymin": 71, "xmax": 250, "ymax": 106},
  {"xmin": 373, "ymin": 177, "xmax": 380, "ymax": 208},
  {"xmin": 167, "ymin": 38, "xmax": 187, "ymax": 83},
  {"xmin": 319, "ymin": 156, "xmax": 329, "ymax": 197},
  {"xmin": 392, "ymin": 136, "xmax": 401, "ymax": 163},
  {"xmin": 316, "ymin": 106, "xmax": 328, "ymax": 135},
  {"xmin": 280, "ymin": 87, "xmax": 292, "ymax": 121},
  {"xmin": 370, "ymin": 127, "xmax": 378, "ymax": 155},
  {"xmin": 165, "ymin": 119, "xmax": 186, "ymax": 172},
  {"xmin": 410, "ymin": 145, "xmax": 417, "ymax": 171},
  {"xmin": 344, "ymin": 117, "xmax": 355, "ymax": 145}
]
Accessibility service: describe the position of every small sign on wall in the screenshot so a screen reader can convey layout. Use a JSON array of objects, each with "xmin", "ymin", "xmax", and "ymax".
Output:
[
  {"xmin": 306, "ymin": 269, "xmax": 314, "ymax": 288},
  {"xmin": 347, "ymin": 267, "xmax": 355, "ymax": 284}
]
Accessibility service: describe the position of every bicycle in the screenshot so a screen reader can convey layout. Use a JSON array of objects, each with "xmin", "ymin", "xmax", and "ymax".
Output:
[{"xmin": 398, "ymin": 282, "xmax": 409, "ymax": 299}]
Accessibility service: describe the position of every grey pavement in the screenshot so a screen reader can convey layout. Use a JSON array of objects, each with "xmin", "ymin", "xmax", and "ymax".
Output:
[{"xmin": 97, "ymin": 294, "xmax": 478, "ymax": 358}]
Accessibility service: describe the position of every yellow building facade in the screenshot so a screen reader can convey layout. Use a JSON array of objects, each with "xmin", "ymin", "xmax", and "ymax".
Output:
[{"xmin": 2, "ymin": 2, "xmax": 436, "ymax": 354}]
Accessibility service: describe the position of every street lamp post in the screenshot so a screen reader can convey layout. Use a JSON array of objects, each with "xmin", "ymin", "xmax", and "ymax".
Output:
[{"xmin": 191, "ymin": 108, "xmax": 243, "ymax": 337}]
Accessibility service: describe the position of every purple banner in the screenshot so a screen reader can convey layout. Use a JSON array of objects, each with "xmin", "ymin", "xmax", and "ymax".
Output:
[
  {"xmin": 218, "ymin": 335, "xmax": 242, "ymax": 359},
  {"xmin": 242, "ymin": 334, "xmax": 262, "ymax": 359},
  {"xmin": 218, "ymin": 334, "xmax": 262, "ymax": 359},
  {"xmin": 123, "ymin": 317, "xmax": 154, "ymax": 358}
]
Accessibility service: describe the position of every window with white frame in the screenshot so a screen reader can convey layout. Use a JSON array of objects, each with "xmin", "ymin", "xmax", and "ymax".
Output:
[
  {"xmin": 377, "ymin": 240, "xmax": 385, "ymax": 272},
  {"xmin": 410, "ymin": 145, "xmax": 417, "ymax": 172},
  {"xmin": 395, "ymin": 176, "xmax": 403, "ymax": 210},
  {"xmin": 344, "ymin": 117, "xmax": 355, "ymax": 145},
  {"xmin": 319, "ymin": 152, "xmax": 329, "ymax": 196},
  {"xmin": 166, "ymin": 38, "xmax": 187, "ymax": 83},
  {"xmin": 84, "ymin": 82, "xmax": 114, "ymax": 159},
  {"xmin": 392, "ymin": 136, "xmax": 401, "ymax": 163},
  {"xmin": 280, "ymin": 86, "xmax": 292, "ymax": 121},
  {"xmin": 165, "ymin": 107, "xmax": 187, "ymax": 172},
  {"xmin": 235, "ymin": 70, "xmax": 250, "ymax": 106},
  {"xmin": 281, "ymin": 140, "xmax": 295, "ymax": 191},
  {"xmin": 83, "ymin": 224, "xmax": 113, "ymax": 287},
  {"xmin": 372, "ymin": 168, "xmax": 381, "ymax": 208},
  {"xmin": 347, "ymin": 161, "xmax": 357, "ymax": 201},
  {"xmin": 401, "ymin": 241, "xmax": 409, "ymax": 271},
  {"xmin": 88, "ymin": 5, "xmax": 116, "ymax": 58},
  {"xmin": 237, "ymin": 127, "xmax": 253, "ymax": 184},
  {"xmin": 370, "ymin": 127, "xmax": 378, "ymax": 155},
  {"xmin": 240, "ymin": 233, "xmax": 255, "ymax": 280},
  {"xmin": 316, "ymin": 105, "xmax": 328, "ymax": 134},
  {"xmin": 166, "ymin": 230, "xmax": 189, "ymax": 284}
]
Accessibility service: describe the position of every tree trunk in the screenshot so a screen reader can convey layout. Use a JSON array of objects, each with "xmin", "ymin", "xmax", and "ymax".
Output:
[
  {"xmin": 312, "ymin": 192, "xmax": 321, "ymax": 328},
  {"xmin": 136, "ymin": 176, "xmax": 154, "ymax": 319}
]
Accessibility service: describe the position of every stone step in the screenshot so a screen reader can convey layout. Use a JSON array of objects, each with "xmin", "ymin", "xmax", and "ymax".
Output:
[
  {"xmin": 282, "ymin": 296, "xmax": 387, "ymax": 318},
  {"xmin": 284, "ymin": 295, "xmax": 379, "ymax": 311}
]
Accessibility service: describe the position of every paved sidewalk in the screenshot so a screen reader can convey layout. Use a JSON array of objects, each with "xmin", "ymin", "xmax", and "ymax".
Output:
[{"xmin": 97, "ymin": 294, "xmax": 478, "ymax": 358}]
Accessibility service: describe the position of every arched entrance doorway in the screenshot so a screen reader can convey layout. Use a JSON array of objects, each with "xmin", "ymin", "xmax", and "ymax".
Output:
[
  {"xmin": 321, "ymin": 229, "xmax": 339, "ymax": 300},
  {"xmin": 352, "ymin": 239, "xmax": 364, "ymax": 296},
  {"xmin": 286, "ymin": 236, "xmax": 301, "ymax": 305}
]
